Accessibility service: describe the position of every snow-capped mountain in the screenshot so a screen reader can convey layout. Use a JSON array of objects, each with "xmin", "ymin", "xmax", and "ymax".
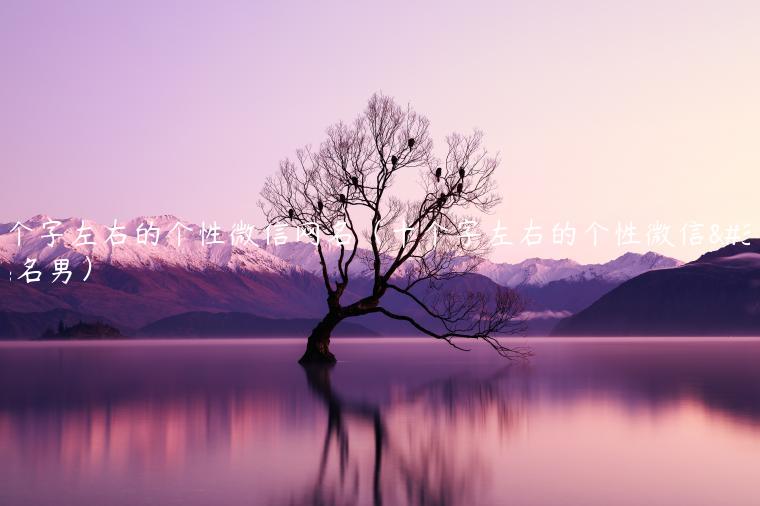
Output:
[
  {"xmin": 259, "ymin": 240, "xmax": 387, "ymax": 279},
  {"xmin": 0, "ymin": 215, "xmax": 334, "ymax": 334},
  {"xmin": 259, "ymin": 239, "xmax": 681, "ymax": 288},
  {"xmin": 0, "ymin": 214, "xmax": 298, "ymax": 274},
  {"xmin": 259, "ymin": 241, "xmax": 349, "ymax": 275},
  {"xmin": 471, "ymin": 257, "xmax": 583, "ymax": 287},
  {"xmin": 471, "ymin": 252, "xmax": 681, "ymax": 288},
  {"xmin": 258, "ymin": 238, "xmax": 681, "ymax": 287}
]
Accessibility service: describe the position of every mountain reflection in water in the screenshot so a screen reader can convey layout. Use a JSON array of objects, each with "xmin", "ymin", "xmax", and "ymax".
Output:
[{"xmin": 1, "ymin": 338, "xmax": 760, "ymax": 506}]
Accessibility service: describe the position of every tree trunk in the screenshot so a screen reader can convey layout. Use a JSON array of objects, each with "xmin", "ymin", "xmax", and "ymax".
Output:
[{"xmin": 299, "ymin": 312, "xmax": 341, "ymax": 364}]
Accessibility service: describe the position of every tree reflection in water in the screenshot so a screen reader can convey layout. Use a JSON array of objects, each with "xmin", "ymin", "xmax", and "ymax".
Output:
[{"xmin": 287, "ymin": 364, "xmax": 521, "ymax": 506}]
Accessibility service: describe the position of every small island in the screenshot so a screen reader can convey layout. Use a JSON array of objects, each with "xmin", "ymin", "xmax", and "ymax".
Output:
[{"xmin": 41, "ymin": 320, "xmax": 123, "ymax": 340}]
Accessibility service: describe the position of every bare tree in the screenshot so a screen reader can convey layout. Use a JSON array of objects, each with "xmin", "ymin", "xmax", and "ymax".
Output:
[{"xmin": 259, "ymin": 93, "xmax": 525, "ymax": 364}]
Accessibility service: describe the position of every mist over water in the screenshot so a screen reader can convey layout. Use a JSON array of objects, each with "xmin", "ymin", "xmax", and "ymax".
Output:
[{"xmin": 1, "ymin": 338, "xmax": 759, "ymax": 506}]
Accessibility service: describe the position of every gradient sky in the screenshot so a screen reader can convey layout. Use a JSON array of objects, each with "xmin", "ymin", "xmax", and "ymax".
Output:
[{"xmin": 2, "ymin": 0, "xmax": 759, "ymax": 262}]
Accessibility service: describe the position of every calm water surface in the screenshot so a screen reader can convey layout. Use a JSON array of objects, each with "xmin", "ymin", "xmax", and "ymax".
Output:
[{"xmin": 1, "ymin": 337, "xmax": 760, "ymax": 506}]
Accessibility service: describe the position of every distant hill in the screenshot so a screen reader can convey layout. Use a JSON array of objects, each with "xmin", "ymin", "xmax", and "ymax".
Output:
[
  {"xmin": 553, "ymin": 240, "xmax": 760, "ymax": 336},
  {"xmin": 0, "ymin": 309, "xmax": 123, "ymax": 339},
  {"xmin": 138, "ymin": 311, "xmax": 378, "ymax": 337},
  {"xmin": 42, "ymin": 320, "xmax": 123, "ymax": 339},
  {"xmin": 468, "ymin": 251, "xmax": 681, "ymax": 287}
]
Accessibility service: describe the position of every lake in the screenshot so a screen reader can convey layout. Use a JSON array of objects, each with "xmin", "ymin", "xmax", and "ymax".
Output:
[{"xmin": 1, "ymin": 337, "xmax": 759, "ymax": 505}]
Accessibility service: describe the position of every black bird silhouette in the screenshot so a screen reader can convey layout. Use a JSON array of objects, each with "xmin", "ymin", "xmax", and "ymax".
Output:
[
  {"xmin": 351, "ymin": 176, "xmax": 359, "ymax": 187},
  {"xmin": 339, "ymin": 194, "xmax": 346, "ymax": 204},
  {"xmin": 457, "ymin": 182, "xmax": 463, "ymax": 194},
  {"xmin": 391, "ymin": 155, "xmax": 398, "ymax": 166},
  {"xmin": 317, "ymin": 200, "xmax": 324, "ymax": 212},
  {"xmin": 288, "ymin": 208, "xmax": 294, "ymax": 219},
  {"xmin": 459, "ymin": 167, "xmax": 465, "ymax": 179},
  {"xmin": 439, "ymin": 192, "xmax": 447, "ymax": 204},
  {"xmin": 435, "ymin": 167, "xmax": 442, "ymax": 181},
  {"xmin": 408, "ymin": 138, "xmax": 415, "ymax": 149}
]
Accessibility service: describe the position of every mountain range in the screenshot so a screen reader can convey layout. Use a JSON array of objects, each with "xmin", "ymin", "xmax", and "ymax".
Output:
[
  {"xmin": 260, "ymin": 242, "xmax": 681, "ymax": 334},
  {"xmin": 553, "ymin": 240, "xmax": 760, "ymax": 336},
  {"xmin": 261, "ymin": 241, "xmax": 680, "ymax": 288},
  {"xmin": 1, "ymin": 215, "xmax": 681, "ymax": 338}
]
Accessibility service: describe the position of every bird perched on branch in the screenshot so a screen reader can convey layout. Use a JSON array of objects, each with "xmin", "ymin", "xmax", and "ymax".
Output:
[
  {"xmin": 339, "ymin": 194, "xmax": 346, "ymax": 204},
  {"xmin": 288, "ymin": 208, "xmax": 294, "ymax": 219},
  {"xmin": 317, "ymin": 200, "xmax": 324, "ymax": 212},
  {"xmin": 408, "ymin": 138, "xmax": 415, "ymax": 150},
  {"xmin": 459, "ymin": 167, "xmax": 465, "ymax": 179},
  {"xmin": 435, "ymin": 167, "xmax": 442, "ymax": 181},
  {"xmin": 351, "ymin": 176, "xmax": 359, "ymax": 188},
  {"xmin": 391, "ymin": 155, "xmax": 398, "ymax": 167}
]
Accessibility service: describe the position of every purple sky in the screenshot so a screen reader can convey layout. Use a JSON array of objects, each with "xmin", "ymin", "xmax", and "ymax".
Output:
[{"xmin": 2, "ymin": 0, "xmax": 759, "ymax": 262}]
